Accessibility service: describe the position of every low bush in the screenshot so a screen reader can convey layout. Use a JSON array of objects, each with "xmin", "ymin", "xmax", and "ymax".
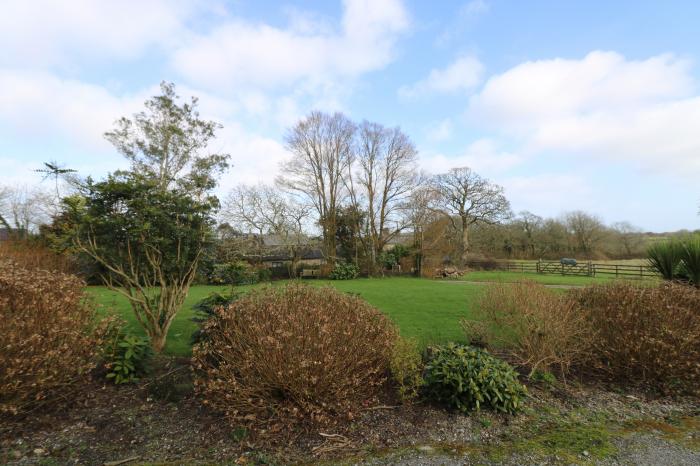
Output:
[
  {"xmin": 389, "ymin": 337, "xmax": 424, "ymax": 403},
  {"xmin": 574, "ymin": 282, "xmax": 700, "ymax": 394},
  {"xmin": 647, "ymin": 235, "xmax": 700, "ymax": 286},
  {"xmin": 0, "ymin": 240, "xmax": 76, "ymax": 274},
  {"xmin": 190, "ymin": 291, "xmax": 240, "ymax": 344},
  {"xmin": 647, "ymin": 240, "xmax": 684, "ymax": 280},
  {"xmin": 465, "ymin": 281, "xmax": 594, "ymax": 376},
  {"xmin": 0, "ymin": 260, "xmax": 106, "ymax": 416},
  {"xmin": 328, "ymin": 261, "xmax": 360, "ymax": 280},
  {"xmin": 423, "ymin": 343, "xmax": 526, "ymax": 414},
  {"xmin": 209, "ymin": 261, "xmax": 259, "ymax": 285},
  {"xmin": 193, "ymin": 283, "xmax": 398, "ymax": 429},
  {"xmin": 679, "ymin": 236, "xmax": 700, "ymax": 287},
  {"xmin": 103, "ymin": 332, "xmax": 153, "ymax": 384}
]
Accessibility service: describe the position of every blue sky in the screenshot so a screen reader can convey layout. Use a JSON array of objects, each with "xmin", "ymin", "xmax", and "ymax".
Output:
[{"xmin": 1, "ymin": 0, "xmax": 699, "ymax": 231}]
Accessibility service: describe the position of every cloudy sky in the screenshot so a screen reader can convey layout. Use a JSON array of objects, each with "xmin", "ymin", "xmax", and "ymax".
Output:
[{"xmin": 1, "ymin": 0, "xmax": 699, "ymax": 231}]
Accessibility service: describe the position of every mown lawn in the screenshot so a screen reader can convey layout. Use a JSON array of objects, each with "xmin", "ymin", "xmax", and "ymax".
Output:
[
  {"xmin": 86, "ymin": 273, "xmax": 621, "ymax": 356},
  {"xmin": 88, "ymin": 278, "xmax": 487, "ymax": 356},
  {"xmin": 462, "ymin": 271, "xmax": 612, "ymax": 286}
]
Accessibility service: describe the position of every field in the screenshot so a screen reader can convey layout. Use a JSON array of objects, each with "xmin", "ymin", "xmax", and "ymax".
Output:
[{"xmin": 87, "ymin": 272, "xmax": 624, "ymax": 356}]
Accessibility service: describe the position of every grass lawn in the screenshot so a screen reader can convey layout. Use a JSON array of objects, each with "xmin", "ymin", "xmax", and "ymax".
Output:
[
  {"xmin": 86, "ymin": 273, "xmax": 631, "ymax": 356},
  {"xmin": 461, "ymin": 271, "xmax": 613, "ymax": 286},
  {"xmin": 87, "ymin": 277, "xmax": 487, "ymax": 356}
]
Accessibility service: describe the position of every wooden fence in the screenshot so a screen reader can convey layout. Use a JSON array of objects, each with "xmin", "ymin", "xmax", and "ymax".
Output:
[{"xmin": 466, "ymin": 260, "xmax": 658, "ymax": 279}]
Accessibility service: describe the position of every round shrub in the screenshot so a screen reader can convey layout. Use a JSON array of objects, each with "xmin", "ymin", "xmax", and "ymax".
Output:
[
  {"xmin": 574, "ymin": 282, "xmax": 700, "ymax": 394},
  {"xmin": 192, "ymin": 283, "xmax": 398, "ymax": 428},
  {"xmin": 0, "ymin": 260, "xmax": 106, "ymax": 416},
  {"xmin": 328, "ymin": 261, "xmax": 360, "ymax": 280},
  {"xmin": 423, "ymin": 343, "xmax": 527, "ymax": 414}
]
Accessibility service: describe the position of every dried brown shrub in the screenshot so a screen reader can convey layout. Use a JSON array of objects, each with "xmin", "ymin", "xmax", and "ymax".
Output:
[
  {"xmin": 193, "ymin": 283, "xmax": 398, "ymax": 429},
  {"xmin": 574, "ymin": 282, "xmax": 700, "ymax": 393},
  {"xmin": 0, "ymin": 260, "xmax": 105, "ymax": 416},
  {"xmin": 0, "ymin": 240, "xmax": 76, "ymax": 274},
  {"xmin": 464, "ymin": 281, "xmax": 594, "ymax": 377}
]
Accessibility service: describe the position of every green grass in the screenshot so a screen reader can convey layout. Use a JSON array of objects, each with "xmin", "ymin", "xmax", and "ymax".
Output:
[
  {"xmin": 461, "ymin": 271, "xmax": 613, "ymax": 286},
  {"xmin": 87, "ymin": 277, "xmax": 485, "ymax": 356}
]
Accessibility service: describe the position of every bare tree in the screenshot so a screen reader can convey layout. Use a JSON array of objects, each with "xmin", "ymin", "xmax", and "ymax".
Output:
[
  {"xmin": 223, "ymin": 184, "xmax": 313, "ymax": 276},
  {"xmin": 0, "ymin": 185, "xmax": 53, "ymax": 237},
  {"xmin": 610, "ymin": 221, "xmax": 644, "ymax": 257},
  {"xmin": 564, "ymin": 211, "xmax": 606, "ymax": 258},
  {"xmin": 431, "ymin": 167, "xmax": 511, "ymax": 262},
  {"xmin": 345, "ymin": 121, "xmax": 419, "ymax": 273},
  {"xmin": 277, "ymin": 111, "xmax": 355, "ymax": 263}
]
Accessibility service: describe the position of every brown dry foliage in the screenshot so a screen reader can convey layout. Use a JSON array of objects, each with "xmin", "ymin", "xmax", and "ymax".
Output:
[
  {"xmin": 465, "ymin": 281, "xmax": 595, "ymax": 377},
  {"xmin": 0, "ymin": 240, "xmax": 76, "ymax": 274},
  {"xmin": 574, "ymin": 282, "xmax": 700, "ymax": 393},
  {"xmin": 193, "ymin": 283, "xmax": 398, "ymax": 430},
  {"xmin": 0, "ymin": 260, "xmax": 105, "ymax": 416}
]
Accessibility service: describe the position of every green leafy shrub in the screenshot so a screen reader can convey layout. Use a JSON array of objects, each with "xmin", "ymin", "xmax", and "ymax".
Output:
[
  {"xmin": 423, "ymin": 343, "xmax": 527, "ymax": 414},
  {"xmin": 465, "ymin": 281, "xmax": 594, "ymax": 376},
  {"xmin": 0, "ymin": 261, "xmax": 108, "ymax": 416},
  {"xmin": 193, "ymin": 283, "xmax": 398, "ymax": 429},
  {"xmin": 647, "ymin": 240, "xmax": 684, "ymax": 280},
  {"xmin": 210, "ymin": 261, "xmax": 259, "ymax": 285},
  {"xmin": 104, "ymin": 333, "xmax": 152, "ymax": 384},
  {"xmin": 328, "ymin": 261, "xmax": 360, "ymax": 280},
  {"xmin": 256, "ymin": 267, "xmax": 272, "ymax": 282},
  {"xmin": 679, "ymin": 236, "xmax": 700, "ymax": 287},
  {"xmin": 574, "ymin": 282, "xmax": 700, "ymax": 394},
  {"xmin": 190, "ymin": 291, "xmax": 240, "ymax": 344},
  {"xmin": 389, "ymin": 337, "xmax": 424, "ymax": 403}
]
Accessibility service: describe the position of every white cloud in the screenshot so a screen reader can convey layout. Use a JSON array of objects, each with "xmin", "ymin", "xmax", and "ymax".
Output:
[
  {"xmin": 425, "ymin": 118, "xmax": 454, "ymax": 141},
  {"xmin": 460, "ymin": 0, "xmax": 490, "ymax": 18},
  {"xmin": 0, "ymin": 70, "xmax": 150, "ymax": 149},
  {"xmin": 0, "ymin": 69, "xmax": 290, "ymax": 192},
  {"xmin": 501, "ymin": 173, "xmax": 594, "ymax": 217},
  {"xmin": 419, "ymin": 138, "xmax": 522, "ymax": 176},
  {"xmin": 171, "ymin": 0, "xmax": 410, "ymax": 92},
  {"xmin": 468, "ymin": 51, "xmax": 700, "ymax": 177},
  {"xmin": 399, "ymin": 56, "xmax": 484, "ymax": 98},
  {"xmin": 0, "ymin": 0, "xmax": 201, "ymax": 68}
]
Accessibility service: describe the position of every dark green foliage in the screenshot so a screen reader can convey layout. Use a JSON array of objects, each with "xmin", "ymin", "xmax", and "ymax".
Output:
[
  {"xmin": 209, "ymin": 261, "xmax": 258, "ymax": 285},
  {"xmin": 679, "ymin": 236, "xmax": 700, "ymax": 287},
  {"xmin": 328, "ymin": 261, "xmax": 360, "ymax": 280},
  {"xmin": 647, "ymin": 240, "xmax": 683, "ymax": 280},
  {"xmin": 104, "ymin": 333, "xmax": 152, "ymax": 384},
  {"xmin": 191, "ymin": 291, "xmax": 240, "ymax": 344},
  {"xmin": 648, "ymin": 236, "xmax": 700, "ymax": 286},
  {"xmin": 380, "ymin": 244, "xmax": 411, "ymax": 269},
  {"xmin": 423, "ymin": 343, "xmax": 527, "ymax": 414}
]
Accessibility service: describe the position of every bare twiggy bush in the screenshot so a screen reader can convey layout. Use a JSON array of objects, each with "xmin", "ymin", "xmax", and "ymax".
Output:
[
  {"xmin": 574, "ymin": 282, "xmax": 700, "ymax": 393},
  {"xmin": 193, "ymin": 283, "xmax": 398, "ymax": 430},
  {"xmin": 464, "ymin": 281, "xmax": 594, "ymax": 377},
  {"xmin": 0, "ymin": 261, "xmax": 106, "ymax": 416},
  {"xmin": 0, "ymin": 240, "xmax": 76, "ymax": 274}
]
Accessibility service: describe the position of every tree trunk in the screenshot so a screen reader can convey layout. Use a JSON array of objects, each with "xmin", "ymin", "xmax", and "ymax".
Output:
[
  {"xmin": 460, "ymin": 218, "xmax": 470, "ymax": 264},
  {"xmin": 150, "ymin": 331, "xmax": 167, "ymax": 353}
]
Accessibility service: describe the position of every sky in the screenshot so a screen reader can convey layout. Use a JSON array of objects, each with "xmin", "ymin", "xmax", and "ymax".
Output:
[{"xmin": 1, "ymin": 0, "xmax": 699, "ymax": 232}]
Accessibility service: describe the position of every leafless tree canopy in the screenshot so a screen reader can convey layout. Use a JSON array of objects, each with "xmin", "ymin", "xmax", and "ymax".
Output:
[
  {"xmin": 0, "ymin": 185, "xmax": 55, "ymax": 237},
  {"xmin": 431, "ymin": 167, "xmax": 511, "ymax": 260},
  {"xmin": 222, "ymin": 184, "xmax": 313, "ymax": 276},
  {"xmin": 345, "ymin": 121, "xmax": 420, "ymax": 272},
  {"xmin": 277, "ymin": 111, "xmax": 355, "ymax": 261},
  {"xmin": 565, "ymin": 210, "xmax": 606, "ymax": 258}
]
